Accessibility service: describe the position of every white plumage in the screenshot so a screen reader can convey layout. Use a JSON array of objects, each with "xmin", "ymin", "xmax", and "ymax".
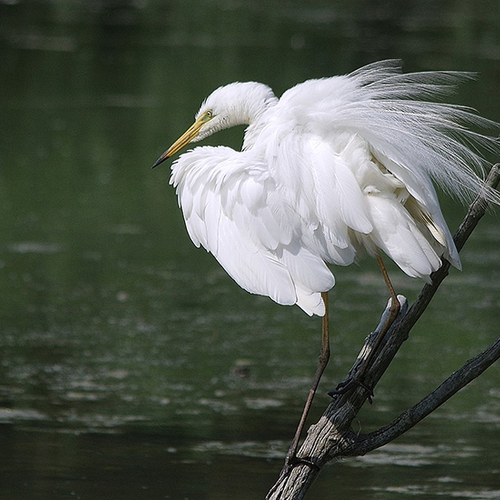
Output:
[{"xmin": 154, "ymin": 60, "xmax": 499, "ymax": 316}]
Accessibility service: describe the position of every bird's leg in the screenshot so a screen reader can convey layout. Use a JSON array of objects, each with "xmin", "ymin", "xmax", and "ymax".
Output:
[
  {"xmin": 332, "ymin": 253, "xmax": 402, "ymax": 397},
  {"xmin": 376, "ymin": 253, "xmax": 401, "ymax": 330},
  {"xmin": 285, "ymin": 292, "xmax": 330, "ymax": 467}
]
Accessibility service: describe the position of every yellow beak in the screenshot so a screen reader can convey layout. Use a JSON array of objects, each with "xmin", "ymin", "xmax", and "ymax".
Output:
[{"xmin": 152, "ymin": 115, "xmax": 206, "ymax": 169}]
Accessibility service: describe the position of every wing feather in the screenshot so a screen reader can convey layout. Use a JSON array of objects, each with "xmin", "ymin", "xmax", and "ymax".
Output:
[
  {"xmin": 363, "ymin": 194, "xmax": 442, "ymax": 279},
  {"xmin": 371, "ymin": 150, "xmax": 461, "ymax": 268},
  {"xmin": 170, "ymin": 146, "xmax": 334, "ymax": 315}
]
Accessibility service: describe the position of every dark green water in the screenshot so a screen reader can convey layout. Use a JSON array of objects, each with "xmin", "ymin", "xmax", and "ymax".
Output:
[{"xmin": 1, "ymin": 1, "xmax": 499, "ymax": 499}]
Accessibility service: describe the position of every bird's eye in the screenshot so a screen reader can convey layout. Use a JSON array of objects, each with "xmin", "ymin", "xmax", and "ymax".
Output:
[{"xmin": 198, "ymin": 110, "xmax": 214, "ymax": 124}]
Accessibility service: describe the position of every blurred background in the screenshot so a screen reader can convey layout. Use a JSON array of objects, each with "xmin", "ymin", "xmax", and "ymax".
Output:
[{"xmin": 1, "ymin": 1, "xmax": 500, "ymax": 499}]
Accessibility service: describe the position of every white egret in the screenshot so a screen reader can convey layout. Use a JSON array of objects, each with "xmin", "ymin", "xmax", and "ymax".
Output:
[{"xmin": 152, "ymin": 60, "xmax": 499, "ymax": 462}]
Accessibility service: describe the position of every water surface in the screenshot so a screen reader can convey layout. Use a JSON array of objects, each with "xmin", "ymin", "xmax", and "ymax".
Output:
[{"xmin": 1, "ymin": 1, "xmax": 500, "ymax": 499}]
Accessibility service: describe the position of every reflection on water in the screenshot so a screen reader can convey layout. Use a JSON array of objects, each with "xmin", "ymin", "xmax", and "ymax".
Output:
[{"xmin": 1, "ymin": 1, "xmax": 500, "ymax": 499}]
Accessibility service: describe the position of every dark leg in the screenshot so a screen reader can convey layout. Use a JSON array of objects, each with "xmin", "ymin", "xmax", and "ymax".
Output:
[
  {"xmin": 331, "ymin": 253, "xmax": 402, "ymax": 397},
  {"xmin": 375, "ymin": 253, "xmax": 401, "ymax": 330},
  {"xmin": 285, "ymin": 291, "xmax": 330, "ymax": 466}
]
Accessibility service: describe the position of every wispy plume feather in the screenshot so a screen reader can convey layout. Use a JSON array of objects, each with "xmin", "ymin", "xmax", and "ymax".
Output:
[{"xmin": 339, "ymin": 60, "xmax": 500, "ymax": 204}]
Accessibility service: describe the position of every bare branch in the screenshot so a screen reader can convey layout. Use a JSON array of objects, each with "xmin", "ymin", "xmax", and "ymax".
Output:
[{"xmin": 350, "ymin": 335, "xmax": 500, "ymax": 456}]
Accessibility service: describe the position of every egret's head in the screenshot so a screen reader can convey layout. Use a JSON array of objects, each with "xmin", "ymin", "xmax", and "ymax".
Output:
[{"xmin": 152, "ymin": 82, "xmax": 276, "ymax": 168}]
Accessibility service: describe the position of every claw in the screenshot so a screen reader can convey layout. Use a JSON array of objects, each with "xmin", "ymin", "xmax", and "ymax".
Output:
[
  {"xmin": 328, "ymin": 378, "xmax": 374, "ymax": 402},
  {"xmin": 328, "ymin": 295, "xmax": 408, "ymax": 402},
  {"xmin": 376, "ymin": 294, "xmax": 407, "ymax": 334}
]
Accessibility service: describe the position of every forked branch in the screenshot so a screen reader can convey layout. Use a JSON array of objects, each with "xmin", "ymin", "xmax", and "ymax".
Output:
[{"xmin": 266, "ymin": 164, "xmax": 500, "ymax": 500}]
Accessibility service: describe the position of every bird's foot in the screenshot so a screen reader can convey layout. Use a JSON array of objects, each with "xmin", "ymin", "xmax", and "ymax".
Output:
[
  {"xmin": 376, "ymin": 294, "xmax": 407, "ymax": 336},
  {"xmin": 284, "ymin": 454, "xmax": 320, "ymax": 471},
  {"xmin": 327, "ymin": 295, "xmax": 408, "ymax": 405},
  {"xmin": 328, "ymin": 377, "xmax": 375, "ymax": 403}
]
